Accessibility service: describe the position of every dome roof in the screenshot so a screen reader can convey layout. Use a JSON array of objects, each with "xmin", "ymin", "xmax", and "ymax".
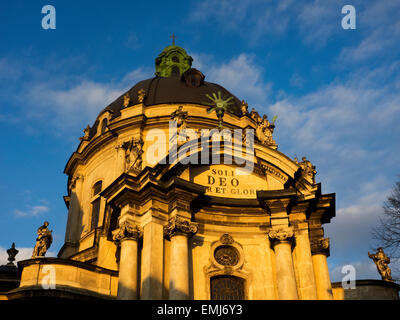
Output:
[
  {"xmin": 102, "ymin": 75, "xmax": 243, "ymax": 119},
  {"xmin": 91, "ymin": 45, "xmax": 244, "ymax": 138}
]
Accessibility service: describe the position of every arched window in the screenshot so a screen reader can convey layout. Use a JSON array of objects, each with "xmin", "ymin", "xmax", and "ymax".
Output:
[
  {"xmin": 101, "ymin": 118, "xmax": 108, "ymax": 134},
  {"xmin": 90, "ymin": 181, "xmax": 102, "ymax": 231},
  {"xmin": 210, "ymin": 276, "xmax": 245, "ymax": 300},
  {"xmin": 171, "ymin": 66, "xmax": 180, "ymax": 77},
  {"xmin": 172, "ymin": 56, "xmax": 180, "ymax": 63}
]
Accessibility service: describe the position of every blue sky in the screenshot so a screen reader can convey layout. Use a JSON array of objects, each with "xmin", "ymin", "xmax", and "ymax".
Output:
[{"xmin": 1, "ymin": 0, "xmax": 400, "ymax": 282}]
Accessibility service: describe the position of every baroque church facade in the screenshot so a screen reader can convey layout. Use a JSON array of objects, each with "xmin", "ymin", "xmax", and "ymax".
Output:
[{"xmin": 1, "ymin": 44, "xmax": 399, "ymax": 300}]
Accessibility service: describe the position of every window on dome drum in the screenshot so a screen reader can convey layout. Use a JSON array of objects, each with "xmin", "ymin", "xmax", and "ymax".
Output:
[
  {"xmin": 101, "ymin": 118, "xmax": 108, "ymax": 134},
  {"xmin": 172, "ymin": 56, "xmax": 180, "ymax": 63},
  {"xmin": 90, "ymin": 181, "xmax": 102, "ymax": 231},
  {"xmin": 210, "ymin": 276, "xmax": 245, "ymax": 300},
  {"xmin": 171, "ymin": 66, "xmax": 180, "ymax": 77}
]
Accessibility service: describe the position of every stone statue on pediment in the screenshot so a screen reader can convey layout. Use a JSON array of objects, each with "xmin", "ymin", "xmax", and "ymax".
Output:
[
  {"xmin": 368, "ymin": 248, "xmax": 393, "ymax": 282},
  {"xmin": 123, "ymin": 138, "xmax": 144, "ymax": 174},
  {"xmin": 123, "ymin": 93, "xmax": 131, "ymax": 108},
  {"xmin": 255, "ymin": 114, "xmax": 276, "ymax": 146},
  {"xmin": 171, "ymin": 105, "xmax": 188, "ymax": 133},
  {"xmin": 241, "ymin": 100, "xmax": 248, "ymax": 116},
  {"xmin": 32, "ymin": 221, "xmax": 53, "ymax": 258},
  {"xmin": 137, "ymin": 88, "xmax": 146, "ymax": 104},
  {"xmin": 295, "ymin": 156, "xmax": 317, "ymax": 184}
]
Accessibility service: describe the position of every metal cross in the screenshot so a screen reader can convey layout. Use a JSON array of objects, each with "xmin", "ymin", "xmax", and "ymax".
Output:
[{"xmin": 170, "ymin": 33, "xmax": 177, "ymax": 45}]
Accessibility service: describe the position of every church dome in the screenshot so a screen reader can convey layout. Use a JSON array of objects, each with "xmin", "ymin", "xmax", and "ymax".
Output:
[{"xmin": 97, "ymin": 44, "xmax": 243, "ymax": 129}]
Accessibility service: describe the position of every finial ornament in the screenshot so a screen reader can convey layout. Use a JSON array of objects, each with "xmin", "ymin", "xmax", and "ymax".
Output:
[
  {"xmin": 6, "ymin": 243, "xmax": 19, "ymax": 266},
  {"xmin": 32, "ymin": 221, "xmax": 53, "ymax": 258},
  {"xmin": 368, "ymin": 248, "xmax": 393, "ymax": 282}
]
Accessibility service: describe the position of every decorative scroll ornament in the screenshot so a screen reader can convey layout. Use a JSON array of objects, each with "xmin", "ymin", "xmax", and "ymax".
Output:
[
  {"xmin": 368, "ymin": 248, "xmax": 393, "ymax": 282},
  {"xmin": 137, "ymin": 88, "xmax": 146, "ymax": 104},
  {"xmin": 112, "ymin": 220, "xmax": 143, "ymax": 242},
  {"xmin": 123, "ymin": 137, "xmax": 144, "ymax": 174},
  {"xmin": 310, "ymin": 237, "xmax": 330, "ymax": 256},
  {"xmin": 204, "ymin": 91, "xmax": 234, "ymax": 129},
  {"xmin": 79, "ymin": 125, "xmax": 91, "ymax": 141},
  {"xmin": 32, "ymin": 221, "xmax": 53, "ymax": 258},
  {"xmin": 268, "ymin": 228, "xmax": 294, "ymax": 245},
  {"xmin": 164, "ymin": 216, "xmax": 198, "ymax": 239},
  {"xmin": 295, "ymin": 156, "xmax": 317, "ymax": 184},
  {"xmin": 220, "ymin": 233, "xmax": 234, "ymax": 245}
]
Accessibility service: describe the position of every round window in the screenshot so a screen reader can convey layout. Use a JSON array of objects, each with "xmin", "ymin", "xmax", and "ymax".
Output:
[{"xmin": 214, "ymin": 245, "xmax": 239, "ymax": 266}]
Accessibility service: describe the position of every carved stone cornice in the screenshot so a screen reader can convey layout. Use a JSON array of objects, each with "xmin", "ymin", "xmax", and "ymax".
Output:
[
  {"xmin": 310, "ymin": 237, "xmax": 330, "ymax": 256},
  {"xmin": 268, "ymin": 227, "xmax": 294, "ymax": 246},
  {"xmin": 164, "ymin": 216, "xmax": 198, "ymax": 239},
  {"xmin": 112, "ymin": 220, "xmax": 143, "ymax": 242}
]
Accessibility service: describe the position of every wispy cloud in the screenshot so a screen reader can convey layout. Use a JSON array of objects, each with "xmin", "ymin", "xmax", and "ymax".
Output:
[
  {"xmin": 189, "ymin": 0, "xmax": 346, "ymax": 47},
  {"xmin": 338, "ymin": 1, "xmax": 400, "ymax": 63},
  {"xmin": 193, "ymin": 53, "xmax": 272, "ymax": 108},
  {"xmin": 14, "ymin": 205, "xmax": 50, "ymax": 218}
]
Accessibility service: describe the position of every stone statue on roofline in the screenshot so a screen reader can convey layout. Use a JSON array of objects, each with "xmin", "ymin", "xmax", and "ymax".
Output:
[
  {"xmin": 295, "ymin": 156, "xmax": 317, "ymax": 184},
  {"xmin": 32, "ymin": 221, "xmax": 53, "ymax": 258},
  {"xmin": 368, "ymin": 248, "xmax": 393, "ymax": 282}
]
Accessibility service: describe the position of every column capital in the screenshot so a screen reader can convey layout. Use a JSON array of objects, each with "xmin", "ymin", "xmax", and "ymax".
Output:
[
  {"xmin": 164, "ymin": 216, "xmax": 198, "ymax": 239},
  {"xmin": 310, "ymin": 237, "xmax": 330, "ymax": 256},
  {"xmin": 268, "ymin": 227, "xmax": 295, "ymax": 246},
  {"xmin": 112, "ymin": 220, "xmax": 143, "ymax": 242}
]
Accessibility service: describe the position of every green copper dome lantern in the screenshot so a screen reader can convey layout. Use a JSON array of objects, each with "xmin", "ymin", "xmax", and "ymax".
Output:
[{"xmin": 155, "ymin": 44, "xmax": 193, "ymax": 78}]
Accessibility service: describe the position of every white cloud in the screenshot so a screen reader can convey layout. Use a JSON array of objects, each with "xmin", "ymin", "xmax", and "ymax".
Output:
[
  {"xmin": 21, "ymin": 66, "xmax": 152, "ymax": 132},
  {"xmin": 193, "ymin": 53, "xmax": 272, "ymax": 108},
  {"xmin": 330, "ymin": 260, "xmax": 379, "ymax": 283},
  {"xmin": 338, "ymin": 1, "xmax": 400, "ymax": 63},
  {"xmin": 0, "ymin": 246, "xmax": 57, "ymax": 266},
  {"xmin": 14, "ymin": 205, "xmax": 50, "ymax": 218}
]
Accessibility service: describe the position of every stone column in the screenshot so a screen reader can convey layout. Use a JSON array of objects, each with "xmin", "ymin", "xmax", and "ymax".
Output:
[
  {"xmin": 293, "ymin": 223, "xmax": 317, "ymax": 299},
  {"xmin": 112, "ymin": 220, "xmax": 143, "ymax": 300},
  {"xmin": 164, "ymin": 216, "xmax": 198, "ymax": 300},
  {"xmin": 311, "ymin": 237, "xmax": 333, "ymax": 300},
  {"xmin": 269, "ymin": 228, "xmax": 298, "ymax": 300},
  {"xmin": 141, "ymin": 218, "xmax": 165, "ymax": 300}
]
